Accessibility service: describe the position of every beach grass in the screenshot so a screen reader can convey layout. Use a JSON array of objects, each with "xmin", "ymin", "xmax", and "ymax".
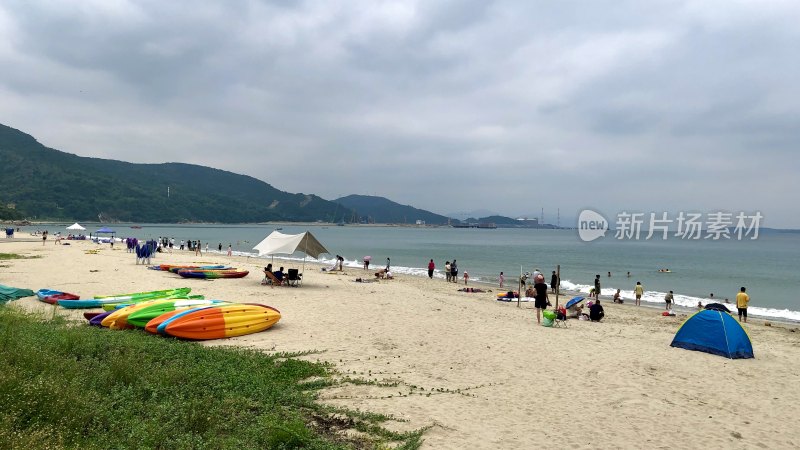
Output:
[
  {"xmin": 0, "ymin": 253, "xmax": 39, "ymax": 260},
  {"xmin": 0, "ymin": 308, "xmax": 424, "ymax": 449}
]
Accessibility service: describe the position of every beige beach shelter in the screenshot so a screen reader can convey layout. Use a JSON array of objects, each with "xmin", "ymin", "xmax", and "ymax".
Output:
[{"xmin": 253, "ymin": 231, "xmax": 330, "ymax": 274}]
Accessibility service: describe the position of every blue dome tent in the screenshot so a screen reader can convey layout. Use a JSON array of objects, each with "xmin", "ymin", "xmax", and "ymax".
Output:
[{"xmin": 670, "ymin": 309, "xmax": 754, "ymax": 359}]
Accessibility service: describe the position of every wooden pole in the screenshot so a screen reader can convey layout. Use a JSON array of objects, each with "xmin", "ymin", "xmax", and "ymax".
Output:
[{"xmin": 556, "ymin": 264, "xmax": 561, "ymax": 308}]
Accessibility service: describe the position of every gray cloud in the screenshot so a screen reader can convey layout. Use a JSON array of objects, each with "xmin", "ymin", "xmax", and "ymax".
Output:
[{"xmin": 0, "ymin": 0, "xmax": 798, "ymax": 226}]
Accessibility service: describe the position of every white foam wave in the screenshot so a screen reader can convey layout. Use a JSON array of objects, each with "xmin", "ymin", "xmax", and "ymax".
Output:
[{"xmin": 559, "ymin": 279, "xmax": 800, "ymax": 322}]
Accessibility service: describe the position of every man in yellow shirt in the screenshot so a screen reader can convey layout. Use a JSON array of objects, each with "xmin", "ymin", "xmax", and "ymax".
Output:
[
  {"xmin": 736, "ymin": 287, "xmax": 750, "ymax": 323},
  {"xmin": 634, "ymin": 281, "xmax": 644, "ymax": 306}
]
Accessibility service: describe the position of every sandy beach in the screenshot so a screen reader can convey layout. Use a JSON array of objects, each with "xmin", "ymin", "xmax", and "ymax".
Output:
[{"xmin": 2, "ymin": 238, "xmax": 800, "ymax": 449}]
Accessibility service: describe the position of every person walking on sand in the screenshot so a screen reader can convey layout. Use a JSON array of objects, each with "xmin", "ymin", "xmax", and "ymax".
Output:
[
  {"xmin": 463, "ymin": 271, "xmax": 469, "ymax": 285},
  {"xmin": 427, "ymin": 259, "xmax": 435, "ymax": 279},
  {"xmin": 227, "ymin": 243, "xmax": 232, "ymax": 257},
  {"xmin": 550, "ymin": 270, "xmax": 559, "ymax": 294},
  {"xmin": 533, "ymin": 274, "xmax": 549, "ymax": 324},
  {"xmin": 634, "ymin": 281, "xmax": 644, "ymax": 306},
  {"xmin": 665, "ymin": 290, "xmax": 674, "ymax": 311},
  {"xmin": 445, "ymin": 261, "xmax": 451, "ymax": 282},
  {"xmin": 736, "ymin": 287, "xmax": 750, "ymax": 323},
  {"xmin": 499, "ymin": 271, "xmax": 505, "ymax": 289},
  {"xmin": 594, "ymin": 275, "xmax": 601, "ymax": 300},
  {"xmin": 451, "ymin": 260, "xmax": 458, "ymax": 283},
  {"xmin": 195, "ymin": 240, "xmax": 202, "ymax": 256}
]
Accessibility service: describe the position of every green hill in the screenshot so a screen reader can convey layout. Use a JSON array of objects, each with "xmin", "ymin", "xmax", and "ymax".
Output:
[
  {"xmin": 0, "ymin": 124, "xmax": 351, "ymax": 223},
  {"xmin": 335, "ymin": 195, "xmax": 452, "ymax": 225}
]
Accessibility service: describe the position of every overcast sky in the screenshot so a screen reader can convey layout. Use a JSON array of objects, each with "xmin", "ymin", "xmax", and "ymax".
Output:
[{"xmin": 1, "ymin": 1, "xmax": 798, "ymax": 226}]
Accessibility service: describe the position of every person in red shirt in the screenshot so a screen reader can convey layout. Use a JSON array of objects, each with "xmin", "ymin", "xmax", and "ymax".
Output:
[{"xmin": 427, "ymin": 259, "xmax": 435, "ymax": 278}]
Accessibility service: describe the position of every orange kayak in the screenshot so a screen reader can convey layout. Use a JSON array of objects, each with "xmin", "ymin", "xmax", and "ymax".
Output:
[{"xmin": 158, "ymin": 304, "xmax": 281, "ymax": 340}]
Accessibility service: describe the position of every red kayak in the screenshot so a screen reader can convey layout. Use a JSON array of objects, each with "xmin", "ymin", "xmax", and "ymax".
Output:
[{"xmin": 40, "ymin": 293, "xmax": 80, "ymax": 305}]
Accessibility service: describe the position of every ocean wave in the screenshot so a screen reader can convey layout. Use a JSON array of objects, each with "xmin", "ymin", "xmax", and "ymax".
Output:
[{"xmin": 559, "ymin": 279, "xmax": 800, "ymax": 322}]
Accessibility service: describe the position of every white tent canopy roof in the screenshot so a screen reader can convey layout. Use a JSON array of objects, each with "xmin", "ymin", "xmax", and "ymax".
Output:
[
  {"xmin": 252, "ymin": 231, "xmax": 330, "ymax": 259},
  {"xmin": 66, "ymin": 223, "xmax": 85, "ymax": 230}
]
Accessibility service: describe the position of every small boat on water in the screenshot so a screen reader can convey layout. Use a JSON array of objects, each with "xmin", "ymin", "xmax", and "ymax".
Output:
[{"xmin": 130, "ymin": 225, "xmax": 142, "ymax": 229}]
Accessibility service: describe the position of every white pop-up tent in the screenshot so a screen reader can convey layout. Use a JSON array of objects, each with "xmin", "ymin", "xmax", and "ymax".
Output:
[
  {"xmin": 66, "ymin": 223, "xmax": 86, "ymax": 231},
  {"xmin": 252, "ymin": 231, "xmax": 330, "ymax": 273}
]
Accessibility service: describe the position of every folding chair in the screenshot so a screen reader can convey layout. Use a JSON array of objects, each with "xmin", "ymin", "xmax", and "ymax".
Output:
[
  {"xmin": 287, "ymin": 269, "xmax": 302, "ymax": 287},
  {"xmin": 262, "ymin": 271, "xmax": 283, "ymax": 287},
  {"xmin": 554, "ymin": 307, "xmax": 569, "ymax": 328}
]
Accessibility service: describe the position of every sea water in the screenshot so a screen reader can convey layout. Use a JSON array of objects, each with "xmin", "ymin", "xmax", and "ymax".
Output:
[{"xmin": 26, "ymin": 223, "xmax": 800, "ymax": 321}]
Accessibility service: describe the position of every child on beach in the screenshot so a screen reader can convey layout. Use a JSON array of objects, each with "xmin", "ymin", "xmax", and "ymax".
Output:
[
  {"xmin": 445, "ymin": 261, "xmax": 451, "ymax": 282},
  {"xmin": 463, "ymin": 271, "xmax": 469, "ymax": 285},
  {"xmin": 499, "ymin": 272, "xmax": 504, "ymax": 288}
]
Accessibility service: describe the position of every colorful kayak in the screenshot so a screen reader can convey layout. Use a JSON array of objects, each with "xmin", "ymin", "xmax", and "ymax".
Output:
[
  {"xmin": 58, "ymin": 288, "xmax": 192, "ymax": 309},
  {"xmin": 88, "ymin": 311, "xmax": 113, "ymax": 327},
  {"xmin": 127, "ymin": 299, "xmax": 229, "ymax": 328},
  {"xmin": 101, "ymin": 299, "xmax": 172, "ymax": 329},
  {"xmin": 145, "ymin": 306, "xmax": 215, "ymax": 334},
  {"xmin": 167, "ymin": 266, "xmax": 233, "ymax": 274},
  {"xmin": 157, "ymin": 304, "xmax": 281, "ymax": 340},
  {"xmin": 93, "ymin": 287, "xmax": 191, "ymax": 300},
  {"xmin": 177, "ymin": 270, "xmax": 249, "ymax": 279},
  {"xmin": 37, "ymin": 289, "xmax": 80, "ymax": 305},
  {"xmin": 149, "ymin": 264, "xmax": 227, "ymax": 272},
  {"xmin": 100, "ymin": 294, "xmax": 205, "ymax": 311}
]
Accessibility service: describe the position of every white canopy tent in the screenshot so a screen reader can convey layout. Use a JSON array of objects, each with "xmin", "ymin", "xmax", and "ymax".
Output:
[
  {"xmin": 252, "ymin": 231, "xmax": 331, "ymax": 274},
  {"xmin": 66, "ymin": 223, "xmax": 86, "ymax": 231}
]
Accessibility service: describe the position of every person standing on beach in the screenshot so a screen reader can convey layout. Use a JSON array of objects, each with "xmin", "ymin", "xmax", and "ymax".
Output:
[
  {"xmin": 499, "ymin": 271, "xmax": 505, "ymax": 289},
  {"xmin": 386, "ymin": 257, "xmax": 391, "ymax": 271},
  {"xmin": 665, "ymin": 290, "xmax": 674, "ymax": 310},
  {"xmin": 445, "ymin": 261, "xmax": 451, "ymax": 282},
  {"xmin": 195, "ymin": 240, "xmax": 202, "ymax": 256},
  {"xmin": 218, "ymin": 243, "xmax": 222, "ymax": 252},
  {"xmin": 533, "ymin": 274, "xmax": 549, "ymax": 324},
  {"xmin": 463, "ymin": 271, "xmax": 469, "ymax": 285},
  {"xmin": 427, "ymin": 259, "xmax": 435, "ymax": 279},
  {"xmin": 594, "ymin": 275, "xmax": 601, "ymax": 300},
  {"xmin": 451, "ymin": 260, "xmax": 458, "ymax": 283},
  {"xmin": 736, "ymin": 287, "xmax": 750, "ymax": 323},
  {"xmin": 634, "ymin": 281, "xmax": 644, "ymax": 306},
  {"xmin": 205, "ymin": 242, "xmax": 209, "ymax": 253},
  {"xmin": 227, "ymin": 243, "xmax": 232, "ymax": 257},
  {"xmin": 550, "ymin": 271, "xmax": 559, "ymax": 294}
]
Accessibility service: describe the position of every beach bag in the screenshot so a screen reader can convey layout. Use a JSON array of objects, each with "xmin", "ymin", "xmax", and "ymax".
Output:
[{"xmin": 542, "ymin": 310, "xmax": 556, "ymax": 327}]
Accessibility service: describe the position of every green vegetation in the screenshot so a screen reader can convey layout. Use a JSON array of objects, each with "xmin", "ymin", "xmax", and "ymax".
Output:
[
  {"xmin": 0, "ymin": 253, "xmax": 39, "ymax": 260},
  {"xmin": 0, "ymin": 123, "xmax": 354, "ymax": 223},
  {"xmin": 0, "ymin": 308, "xmax": 424, "ymax": 449}
]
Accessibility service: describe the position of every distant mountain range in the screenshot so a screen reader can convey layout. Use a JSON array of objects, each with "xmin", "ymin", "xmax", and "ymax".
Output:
[
  {"xmin": 0, "ymin": 123, "xmax": 555, "ymax": 226},
  {"xmin": 334, "ymin": 195, "xmax": 452, "ymax": 225},
  {"xmin": 0, "ymin": 123, "xmax": 350, "ymax": 223}
]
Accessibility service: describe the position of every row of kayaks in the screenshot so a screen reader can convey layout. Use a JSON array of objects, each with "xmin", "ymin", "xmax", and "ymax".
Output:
[
  {"xmin": 38, "ymin": 287, "xmax": 198, "ymax": 309},
  {"xmin": 36, "ymin": 288, "xmax": 281, "ymax": 340},
  {"xmin": 85, "ymin": 299, "xmax": 281, "ymax": 340},
  {"xmin": 148, "ymin": 264, "xmax": 250, "ymax": 279}
]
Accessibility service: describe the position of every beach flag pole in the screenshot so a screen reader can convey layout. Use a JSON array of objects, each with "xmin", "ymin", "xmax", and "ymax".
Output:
[{"xmin": 556, "ymin": 264, "xmax": 561, "ymax": 308}]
